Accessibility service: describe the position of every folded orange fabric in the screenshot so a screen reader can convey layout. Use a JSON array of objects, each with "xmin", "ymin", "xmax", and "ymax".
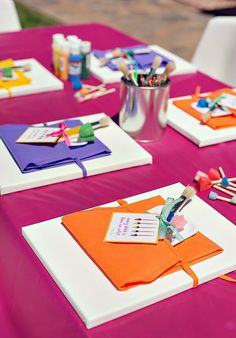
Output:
[
  {"xmin": 62, "ymin": 196, "xmax": 223, "ymax": 290},
  {"xmin": 173, "ymin": 88, "xmax": 236, "ymax": 129}
]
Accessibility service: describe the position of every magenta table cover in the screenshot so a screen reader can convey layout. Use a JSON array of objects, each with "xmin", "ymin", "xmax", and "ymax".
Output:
[{"xmin": 0, "ymin": 24, "xmax": 235, "ymax": 338}]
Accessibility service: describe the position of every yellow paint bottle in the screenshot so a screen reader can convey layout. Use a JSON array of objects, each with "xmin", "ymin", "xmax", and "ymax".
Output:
[
  {"xmin": 52, "ymin": 34, "xmax": 64, "ymax": 76},
  {"xmin": 59, "ymin": 40, "xmax": 69, "ymax": 81}
]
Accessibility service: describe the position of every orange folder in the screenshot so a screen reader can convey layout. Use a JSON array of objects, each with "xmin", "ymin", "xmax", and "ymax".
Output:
[
  {"xmin": 173, "ymin": 88, "xmax": 236, "ymax": 129},
  {"xmin": 0, "ymin": 59, "xmax": 31, "ymax": 96},
  {"xmin": 62, "ymin": 196, "xmax": 223, "ymax": 291}
]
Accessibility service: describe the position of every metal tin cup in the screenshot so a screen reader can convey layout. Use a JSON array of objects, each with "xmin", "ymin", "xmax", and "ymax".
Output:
[{"xmin": 119, "ymin": 76, "xmax": 170, "ymax": 142}]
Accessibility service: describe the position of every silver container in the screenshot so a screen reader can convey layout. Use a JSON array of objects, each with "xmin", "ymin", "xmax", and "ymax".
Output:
[{"xmin": 119, "ymin": 77, "xmax": 170, "ymax": 142}]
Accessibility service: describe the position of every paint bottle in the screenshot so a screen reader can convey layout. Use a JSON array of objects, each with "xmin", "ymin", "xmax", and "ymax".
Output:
[
  {"xmin": 67, "ymin": 35, "xmax": 79, "ymax": 43},
  {"xmin": 68, "ymin": 40, "xmax": 81, "ymax": 83},
  {"xmin": 59, "ymin": 40, "xmax": 70, "ymax": 81},
  {"xmin": 81, "ymin": 41, "xmax": 91, "ymax": 80},
  {"xmin": 52, "ymin": 33, "xmax": 64, "ymax": 76}
]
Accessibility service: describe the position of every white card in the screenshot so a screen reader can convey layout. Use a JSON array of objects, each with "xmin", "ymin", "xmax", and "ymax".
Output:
[
  {"xmin": 220, "ymin": 93, "xmax": 236, "ymax": 110},
  {"xmin": 147, "ymin": 204, "xmax": 198, "ymax": 246},
  {"xmin": 16, "ymin": 127, "xmax": 59, "ymax": 144},
  {"xmin": 170, "ymin": 220, "xmax": 198, "ymax": 246},
  {"xmin": 105, "ymin": 212, "xmax": 159, "ymax": 244},
  {"xmin": 191, "ymin": 102, "xmax": 231, "ymax": 117}
]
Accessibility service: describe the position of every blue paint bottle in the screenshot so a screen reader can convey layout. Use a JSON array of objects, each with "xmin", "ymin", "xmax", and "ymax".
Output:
[{"xmin": 69, "ymin": 40, "xmax": 81, "ymax": 83}]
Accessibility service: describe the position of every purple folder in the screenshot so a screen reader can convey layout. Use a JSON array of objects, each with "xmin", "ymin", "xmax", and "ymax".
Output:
[
  {"xmin": 93, "ymin": 44, "xmax": 170, "ymax": 71},
  {"xmin": 0, "ymin": 120, "xmax": 111, "ymax": 176}
]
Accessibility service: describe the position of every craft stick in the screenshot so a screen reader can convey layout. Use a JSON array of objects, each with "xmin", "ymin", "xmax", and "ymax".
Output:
[
  {"xmin": 223, "ymin": 185, "xmax": 236, "ymax": 192},
  {"xmin": 212, "ymin": 178, "xmax": 236, "ymax": 184},
  {"xmin": 218, "ymin": 167, "xmax": 225, "ymax": 178},
  {"xmin": 213, "ymin": 184, "xmax": 235, "ymax": 197},
  {"xmin": 193, "ymin": 85, "xmax": 201, "ymax": 100}
]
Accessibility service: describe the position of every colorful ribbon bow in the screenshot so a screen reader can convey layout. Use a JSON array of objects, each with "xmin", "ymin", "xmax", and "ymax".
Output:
[
  {"xmin": 156, "ymin": 197, "xmax": 183, "ymax": 242},
  {"xmin": 47, "ymin": 122, "xmax": 71, "ymax": 146}
]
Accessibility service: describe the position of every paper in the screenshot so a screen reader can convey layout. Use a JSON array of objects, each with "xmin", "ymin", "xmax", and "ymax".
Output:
[
  {"xmin": 220, "ymin": 93, "xmax": 236, "ymax": 110},
  {"xmin": 105, "ymin": 212, "xmax": 159, "ymax": 244},
  {"xmin": 16, "ymin": 127, "xmax": 60, "ymax": 144},
  {"xmin": 191, "ymin": 102, "xmax": 231, "ymax": 117},
  {"xmin": 147, "ymin": 204, "xmax": 198, "ymax": 246}
]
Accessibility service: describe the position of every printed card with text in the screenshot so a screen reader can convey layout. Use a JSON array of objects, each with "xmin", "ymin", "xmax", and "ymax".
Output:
[
  {"xmin": 16, "ymin": 127, "xmax": 59, "ymax": 144},
  {"xmin": 105, "ymin": 212, "xmax": 159, "ymax": 244}
]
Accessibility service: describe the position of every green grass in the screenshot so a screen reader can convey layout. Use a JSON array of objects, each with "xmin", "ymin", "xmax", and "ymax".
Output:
[{"xmin": 15, "ymin": 1, "xmax": 60, "ymax": 28}]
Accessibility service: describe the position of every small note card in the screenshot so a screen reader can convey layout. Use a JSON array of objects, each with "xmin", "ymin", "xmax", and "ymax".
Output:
[
  {"xmin": 191, "ymin": 102, "xmax": 231, "ymax": 117},
  {"xmin": 105, "ymin": 212, "xmax": 159, "ymax": 244},
  {"xmin": 220, "ymin": 93, "xmax": 236, "ymax": 110},
  {"xmin": 16, "ymin": 127, "xmax": 59, "ymax": 144}
]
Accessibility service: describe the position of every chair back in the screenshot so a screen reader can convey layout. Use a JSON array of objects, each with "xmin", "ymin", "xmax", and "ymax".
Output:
[{"xmin": 192, "ymin": 16, "xmax": 236, "ymax": 87}]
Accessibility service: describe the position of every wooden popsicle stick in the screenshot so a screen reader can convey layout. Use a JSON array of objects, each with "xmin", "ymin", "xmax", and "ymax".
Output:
[
  {"xmin": 218, "ymin": 167, "xmax": 225, "ymax": 178},
  {"xmin": 217, "ymin": 195, "xmax": 231, "ymax": 202},
  {"xmin": 222, "ymin": 185, "xmax": 236, "ymax": 192},
  {"xmin": 213, "ymin": 184, "xmax": 235, "ymax": 197},
  {"xmin": 212, "ymin": 177, "xmax": 236, "ymax": 184}
]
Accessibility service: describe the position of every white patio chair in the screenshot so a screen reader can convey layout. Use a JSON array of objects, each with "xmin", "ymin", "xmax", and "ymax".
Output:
[
  {"xmin": 192, "ymin": 16, "xmax": 236, "ymax": 87},
  {"xmin": 0, "ymin": 0, "xmax": 21, "ymax": 33}
]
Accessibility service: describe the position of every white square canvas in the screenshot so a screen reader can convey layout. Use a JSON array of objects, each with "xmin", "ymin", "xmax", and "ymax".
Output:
[
  {"xmin": 167, "ymin": 94, "xmax": 236, "ymax": 147},
  {"xmin": 0, "ymin": 113, "xmax": 152, "ymax": 194},
  {"xmin": 22, "ymin": 182, "xmax": 236, "ymax": 328},
  {"xmin": 90, "ymin": 45, "xmax": 197, "ymax": 83},
  {"xmin": 0, "ymin": 58, "xmax": 63, "ymax": 99}
]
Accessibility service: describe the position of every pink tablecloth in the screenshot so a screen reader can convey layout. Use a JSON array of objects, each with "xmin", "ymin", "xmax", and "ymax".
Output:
[{"xmin": 0, "ymin": 24, "xmax": 235, "ymax": 338}]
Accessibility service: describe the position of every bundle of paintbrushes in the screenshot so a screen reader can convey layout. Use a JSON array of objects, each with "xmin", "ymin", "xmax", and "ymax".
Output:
[
  {"xmin": 118, "ymin": 57, "xmax": 176, "ymax": 88},
  {"xmin": 156, "ymin": 185, "xmax": 197, "ymax": 245},
  {"xmin": 74, "ymin": 84, "xmax": 116, "ymax": 103}
]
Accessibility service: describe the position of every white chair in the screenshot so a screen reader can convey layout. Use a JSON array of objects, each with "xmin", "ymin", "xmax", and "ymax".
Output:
[
  {"xmin": 0, "ymin": 0, "xmax": 21, "ymax": 33},
  {"xmin": 192, "ymin": 16, "xmax": 236, "ymax": 87}
]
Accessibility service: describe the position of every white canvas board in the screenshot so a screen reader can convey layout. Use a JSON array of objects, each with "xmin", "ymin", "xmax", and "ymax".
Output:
[
  {"xmin": 22, "ymin": 182, "xmax": 236, "ymax": 329},
  {"xmin": 0, "ymin": 113, "xmax": 152, "ymax": 194},
  {"xmin": 90, "ymin": 45, "xmax": 197, "ymax": 83},
  {"xmin": 167, "ymin": 93, "xmax": 236, "ymax": 147},
  {"xmin": 0, "ymin": 58, "xmax": 63, "ymax": 99}
]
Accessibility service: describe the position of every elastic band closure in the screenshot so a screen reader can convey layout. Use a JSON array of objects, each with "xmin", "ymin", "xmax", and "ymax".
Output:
[
  {"xmin": 180, "ymin": 260, "xmax": 198, "ymax": 288},
  {"xmin": 164, "ymin": 239, "xmax": 199, "ymax": 287},
  {"xmin": 75, "ymin": 159, "xmax": 87, "ymax": 177},
  {"xmin": 219, "ymin": 275, "xmax": 236, "ymax": 283},
  {"xmin": 0, "ymin": 85, "xmax": 12, "ymax": 98},
  {"xmin": 117, "ymin": 199, "xmax": 128, "ymax": 206}
]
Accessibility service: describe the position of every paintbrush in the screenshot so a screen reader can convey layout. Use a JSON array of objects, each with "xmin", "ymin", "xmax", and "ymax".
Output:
[
  {"xmin": 161, "ymin": 61, "xmax": 176, "ymax": 84},
  {"xmin": 57, "ymin": 116, "xmax": 110, "ymax": 142},
  {"xmin": 0, "ymin": 63, "xmax": 31, "ymax": 72},
  {"xmin": 167, "ymin": 186, "xmax": 196, "ymax": 221},
  {"xmin": 118, "ymin": 61, "xmax": 138, "ymax": 86},
  {"xmin": 148, "ymin": 56, "xmax": 162, "ymax": 76}
]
